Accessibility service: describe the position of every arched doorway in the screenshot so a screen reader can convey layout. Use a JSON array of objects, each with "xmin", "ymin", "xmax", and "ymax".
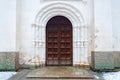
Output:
[{"xmin": 46, "ymin": 16, "xmax": 73, "ymax": 66}]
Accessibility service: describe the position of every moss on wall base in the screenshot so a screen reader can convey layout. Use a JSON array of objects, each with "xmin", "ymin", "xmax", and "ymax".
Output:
[
  {"xmin": 91, "ymin": 51, "xmax": 120, "ymax": 71},
  {"xmin": 0, "ymin": 52, "xmax": 18, "ymax": 71}
]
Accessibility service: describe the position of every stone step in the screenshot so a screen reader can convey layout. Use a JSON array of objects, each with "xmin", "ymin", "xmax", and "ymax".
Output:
[{"xmin": 26, "ymin": 66, "xmax": 94, "ymax": 79}]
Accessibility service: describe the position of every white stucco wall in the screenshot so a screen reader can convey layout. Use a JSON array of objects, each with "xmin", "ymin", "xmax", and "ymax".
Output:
[
  {"xmin": 16, "ymin": 0, "xmax": 91, "ymax": 65},
  {"xmin": 0, "ymin": 0, "xmax": 16, "ymax": 51},
  {"xmin": 112, "ymin": 0, "xmax": 120, "ymax": 51},
  {"xmin": 1, "ymin": 0, "xmax": 119, "ymax": 66},
  {"xmin": 94, "ymin": 0, "xmax": 113, "ymax": 51}
]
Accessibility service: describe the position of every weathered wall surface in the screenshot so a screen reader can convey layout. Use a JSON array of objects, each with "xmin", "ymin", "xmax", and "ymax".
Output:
[
  {"xmin": 94, "ymin": 0, "xmax": 113, "ymax": 51},
  {"xmin": 1, "ymin": 0, "xmax": 120, "ymax": 68},
  {"xmin": 92, "ymin": 0, "xmax": 120, "ymax": 69},
  {"xmin": 112, "ymin": 0, "xmax": 120, "ymax": 51},
  {"xmin": 111, "ymin": 0, "xmax": 120, "ymax": 68},
  {"xmin": 16, "ymin": 0, "xmax": 92, "ymax": 66},
  {"xmin": 0, "ymin": 0, "xmax": 16, "ymax": 51}
]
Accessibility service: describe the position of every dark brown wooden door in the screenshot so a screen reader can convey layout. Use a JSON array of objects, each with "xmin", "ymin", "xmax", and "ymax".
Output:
[{"xmin": 46, "ymin": 16, "xmax": 72, "ymax": 66}]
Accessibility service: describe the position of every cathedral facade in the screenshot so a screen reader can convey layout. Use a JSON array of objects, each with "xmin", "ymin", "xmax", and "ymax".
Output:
[{"xmin": 0, "ymin": 0, "xmax": 120, "ymax": 69}]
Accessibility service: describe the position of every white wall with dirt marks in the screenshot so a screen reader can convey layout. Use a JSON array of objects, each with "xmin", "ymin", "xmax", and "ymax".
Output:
[{"xmin": 0, "ymin": 0, "xmax": 120, "ymax": 66}]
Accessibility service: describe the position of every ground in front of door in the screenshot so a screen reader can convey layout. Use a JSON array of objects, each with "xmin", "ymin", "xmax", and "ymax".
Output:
[{"xmin": 8, "ymin": 66, "xmax": 105, "ymax": 80}]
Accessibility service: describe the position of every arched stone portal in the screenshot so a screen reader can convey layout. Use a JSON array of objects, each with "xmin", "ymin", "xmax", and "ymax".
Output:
[{"xmin": 32, "ymin": 2, "xmax": 89, "ymax": 66}]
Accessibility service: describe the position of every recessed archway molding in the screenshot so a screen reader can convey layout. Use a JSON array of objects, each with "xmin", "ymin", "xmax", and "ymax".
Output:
[
  {"xmin": 34, "ymin": 2, "xmax": 85, "ymax": 27},
  {"xmin": 32, "ymin": 2, "xmax": 89, "ymax": 65}
]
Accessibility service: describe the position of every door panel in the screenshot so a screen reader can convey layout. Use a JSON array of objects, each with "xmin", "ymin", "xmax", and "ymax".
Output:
[{"xmin": 46, "ymin": 16, "xmax": 72, "ymax": 66}]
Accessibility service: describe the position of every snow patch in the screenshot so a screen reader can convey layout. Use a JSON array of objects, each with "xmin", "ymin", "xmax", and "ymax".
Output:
[
  {"xmin": 103, "ymin": 71, "xmax": 120, "ymax": 80},
  {"xmin": 0, "ymin": 72, "xmax": 17, "ymax": 80},
  {"xmin": 94, "ymin": 75, "xmax": 99, "ymax": 79}
]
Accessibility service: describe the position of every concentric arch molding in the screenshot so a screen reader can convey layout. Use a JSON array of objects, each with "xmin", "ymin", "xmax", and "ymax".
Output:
[
  {"xmin": 40, "ymin": 0, "xmax": 87, "ymax": 3},
  {"xmin": 32, "ymin": 2, "xmax": 89, "ymax": 65},
  {"xmin": 34, "ymin": 2, "xmax": 85, "ymax": 27}
]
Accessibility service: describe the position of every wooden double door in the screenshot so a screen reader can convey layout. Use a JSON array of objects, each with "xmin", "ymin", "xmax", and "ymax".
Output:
[{"xmin": 46, "ymin": 16, "xmax": 73, "ymax": 66}]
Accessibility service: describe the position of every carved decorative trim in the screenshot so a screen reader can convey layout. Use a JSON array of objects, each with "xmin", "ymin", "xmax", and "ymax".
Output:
[
  {"xmin": 40, "ymin": 0, "xmax": 88, "ymax": 4},
  {"xmin": 32, "ymin": 2, "xmax": 89, "ymax": 65},
  {"xmin": 35, "ymin": 2, "xmax": 85, "ymax": 27},
  {"xmin": 41, "ymin": 0, "xmax": 84, "ymax": 1},
  {"xmin": 43, "ymin": 0, "xmax": 83, "ymax": 1}
]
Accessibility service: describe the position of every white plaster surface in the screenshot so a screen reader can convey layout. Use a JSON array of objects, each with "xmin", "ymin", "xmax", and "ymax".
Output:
[
  {"xmin": 0, "ymin": 0, "xmax": 16, "ymax": 51},
  {"xmin": 112, "ymin": 0, "xmax": 120, "ymax": 51},
  {"xmin": 0, "ymin": 0, "xmax": 120, "ymax": 66},
  {"xmin": 94, "ymin": 0, "xmax": 113, "ymax": 51},
  {"xmin": 16, "ymin": 0, "xmax": 90, "ymax": 65}
]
